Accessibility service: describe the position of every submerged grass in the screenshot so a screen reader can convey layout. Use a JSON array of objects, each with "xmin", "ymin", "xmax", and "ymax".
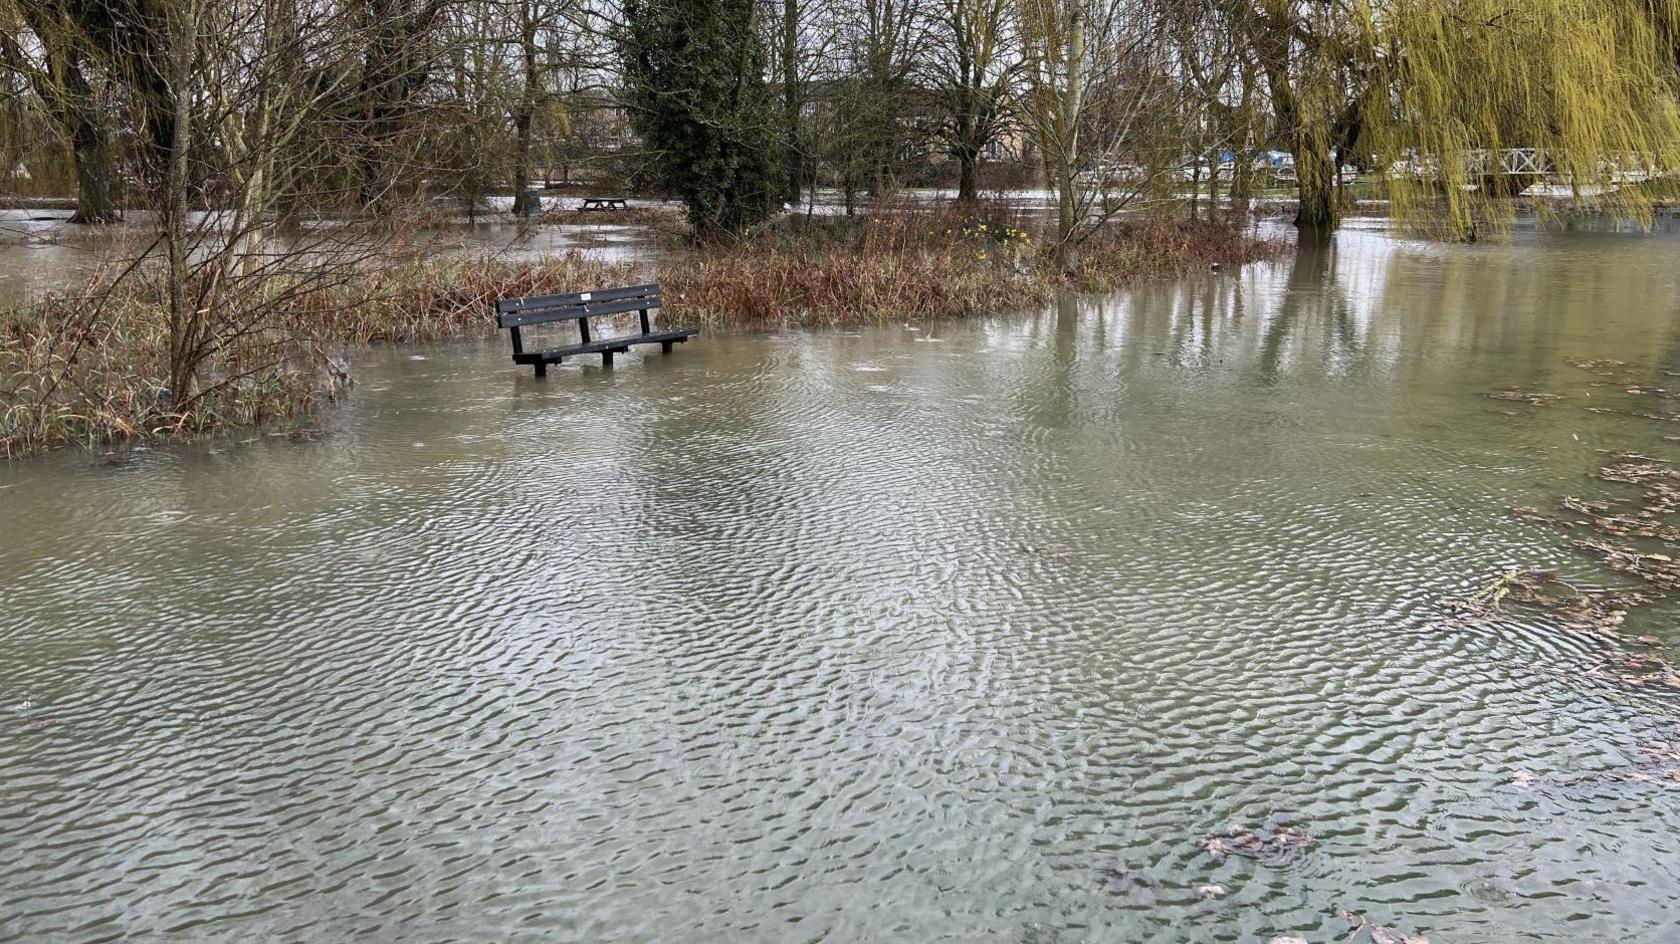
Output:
[{"xmin": 2, "ymin": 205, "xmax": 1282, "ymax": 458}]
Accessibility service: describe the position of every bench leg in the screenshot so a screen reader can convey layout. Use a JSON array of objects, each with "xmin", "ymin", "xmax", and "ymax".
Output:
[
  {"xmin": 661, "ymin": 340, "xmax": 673, "ymax": 354},
  {"xmin": 534, "ymin": 360, "xmax": 547, "ymax": 378},
  {"xmin": 601, "ymin": 350, "xmax": 614, "ymax": 367}
]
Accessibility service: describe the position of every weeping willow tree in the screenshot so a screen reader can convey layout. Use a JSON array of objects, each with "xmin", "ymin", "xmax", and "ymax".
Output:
[
  {"xmin": 1362, "ymin": 0, "xmax": 1680, "ymax": 238},
  {"xmin": 1240, "ymin": 0, "xmax": 1680, "ymax": 240}
]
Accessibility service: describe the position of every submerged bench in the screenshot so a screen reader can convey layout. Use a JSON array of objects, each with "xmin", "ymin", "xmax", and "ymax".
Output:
[
  {"xmin": 496, "ymin": 283, "xmax": 697, "ymax": 377},
  {"xmin": 579, "ymin": 198, "xmax": 629, "ymax": 211}
]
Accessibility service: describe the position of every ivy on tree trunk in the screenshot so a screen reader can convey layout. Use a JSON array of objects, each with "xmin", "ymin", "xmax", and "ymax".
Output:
[{"xmin": 620, "ymin": 0, "xmax": 780, "ymax": 239}]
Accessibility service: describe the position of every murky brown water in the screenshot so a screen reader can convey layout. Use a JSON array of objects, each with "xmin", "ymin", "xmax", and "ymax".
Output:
[{"xmin": 4, "ymin": 220, "xmax": 1680, "ymax": 942}]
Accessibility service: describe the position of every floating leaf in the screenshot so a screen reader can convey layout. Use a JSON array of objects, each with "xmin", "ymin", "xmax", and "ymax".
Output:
[
  {"xmin": 1488, "ymin": 388, "xmax": 1562, "ymax": 405},
  {"xmin": 1196, "ymin": 824, "xmax": 1316, "ymax": 864}
]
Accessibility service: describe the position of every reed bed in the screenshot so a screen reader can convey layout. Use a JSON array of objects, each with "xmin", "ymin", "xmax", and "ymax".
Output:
[
  {"xmin": 1068, "ymin": 216, "xmax": 1288, "ymax": 291},
  {"xmin": 665, "ymin": 206, "xmax": 1285, "ymax": 325}
]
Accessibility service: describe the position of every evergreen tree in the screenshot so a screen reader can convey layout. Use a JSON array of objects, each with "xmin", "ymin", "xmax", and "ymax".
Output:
[{"xmin": 619, "ymin": 0, "xmax": 781, "ymax": 238}]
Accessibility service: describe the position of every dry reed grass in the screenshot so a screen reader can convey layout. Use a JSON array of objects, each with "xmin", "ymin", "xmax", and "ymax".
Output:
[{"xmin": 665, "ymin": 204, "xmax": 1284, "ymax": 325}]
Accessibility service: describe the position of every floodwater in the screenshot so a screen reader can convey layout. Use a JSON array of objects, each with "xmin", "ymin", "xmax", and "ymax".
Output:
[
  {"xmin": 5, "ymin": 220, "xmax": 1680, "ymax": 942},
  {"xmin": 0, "ymin": 203, "xmax": 661, "ymax": 307}
]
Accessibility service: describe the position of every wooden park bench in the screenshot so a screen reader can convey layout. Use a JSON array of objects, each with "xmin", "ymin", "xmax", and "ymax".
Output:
[
  {"xmin": 579, "ymin": 197, "xmax": 629, "ymax": 212},
  {"xmin": 496, "ymin": 284, "xmax": 697, "ymax": 377}
]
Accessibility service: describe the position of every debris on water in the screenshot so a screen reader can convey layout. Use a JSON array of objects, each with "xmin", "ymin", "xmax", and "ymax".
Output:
[
  {"xmin": 1508, "ymin": 770, "xmax": 1538, "ymax": 788},
  {"xmin": 1586, "ymin": 740, "xmax": 1680, "ymax": 788},
  {"xmin": 1266, "ymin": 938, "xmax": 1309, "ymax": 944},
  {"xmin": 1194, "ymin": 883, "xmax": 1226, "ymax": 900},
  {"xmin": 1481, "ymin": 446, "xmax": 1680, "ymax": 640},
  {"xmin": 1596, "ymin": 456, "xmax": 1680, "ymax": 512},
  {"xmin": 1196, "ymin": 824, "xmax": 1316, "ymax": 864},
  {"xmin": 1513, "ymin": 494, "xmax": 1680, "ymax": 542},
  {"xmin": 1466, "ymin": 388, "xmax": 1680, "ymax": 693},
  {"xmin": 1572, "ymin": 539, "xmax": 1680, "ymax": 590},
  {"xmin": 1450, "ymin": 568, "xmax": 1639, "ymax": 635},
  {"xmin": 1343, "ymin": 910, "xmax": 1430, "ymax": 944},
  {"xmin": 1567, "ymin": 358, "xmax": 1627, "ymax": 370},
  {"xmin": 1582, "ymin": 654, "xmax": 1680, "ymax": 690},
  {"xmin": 1487, "ymin": 388, "xmax": 1562, "ymax": 405}
]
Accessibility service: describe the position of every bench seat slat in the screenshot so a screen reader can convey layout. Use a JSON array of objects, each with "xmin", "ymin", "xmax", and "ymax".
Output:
[
  {"xmin": 511, "ymin": 328, "xmax": 696, "ymax": 364},
  {"xmin": 496, "ymin": 283, "xmax": 659, "ymax": 314},
  {"xmin": 496, "ymin": 295, "xmax": 663, "ymax": 329}
]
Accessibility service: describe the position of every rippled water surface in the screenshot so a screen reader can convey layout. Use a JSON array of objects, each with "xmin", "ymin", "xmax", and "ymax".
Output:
[{"xmin": 6, "ymin": 222, "xmax": 1680, "ymax": 942}]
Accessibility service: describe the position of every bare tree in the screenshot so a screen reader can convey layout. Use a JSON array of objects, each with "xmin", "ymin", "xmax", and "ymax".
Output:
[
  {"xmin": 928, "ymin": 0, "xmax": 1017, "ymax": 201},
  {"xmin": 1015, "ymin": 0, "xmax": 1175, "ymax": 269},
  {"xmin": 827, "ymin": 0, "xmax": 932, "ymax": 205}
]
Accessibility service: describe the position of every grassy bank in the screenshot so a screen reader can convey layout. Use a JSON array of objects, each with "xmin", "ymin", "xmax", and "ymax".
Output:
[{"xmin": 1, "ymin": 208, "xmax": 1283, "ymax": 458}]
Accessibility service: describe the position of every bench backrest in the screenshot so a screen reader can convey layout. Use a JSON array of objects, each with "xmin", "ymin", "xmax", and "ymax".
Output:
[{"xmin": 496, "ymin": 284, "xmax": 661, "ymax": 329}]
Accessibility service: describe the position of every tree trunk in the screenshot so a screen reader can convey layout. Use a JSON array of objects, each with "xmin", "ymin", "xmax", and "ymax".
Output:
[
  {"xmin": 1256, "ymin": 20, "xmax": 1337, "ymax": 243},
  {"xmin": 1229, "ymin": 63, "xmax": 1259, "ymax": 222},
  {"xmin": 954, "ymin": 40, "xmax": 979, "ymax": 203},
  {"xmin": 1054, "ymin": 163, "xmax": 1078, "ymax": 272},
  {"xmin": 781, "ymin": 0, "xmax": 800, "ymax": 203},
  {"xmin": 1293, "ymin": 143, "xmax": 1336, "ymax": 243},
  {"xmin": 510, "ymin": 4, "xmax": 541, "ymax": 218},
  {"xmin": 165, "ymin": 9, "xmax": 199, "ymax": 403},
  {"xmin": 1231, "ymin": 156, "xmax": 1254, "ymax": 220},
  {"xmin": 957, "ymin": 147, "xmax": 978, "ymax": 202},
  {"xmin": 1050, "ymin": 1, "xmax": 1083, "ymax": 273},
  {"xmin": 63, "ymin": 65, "xmax": 119, "ymax": 224}
]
